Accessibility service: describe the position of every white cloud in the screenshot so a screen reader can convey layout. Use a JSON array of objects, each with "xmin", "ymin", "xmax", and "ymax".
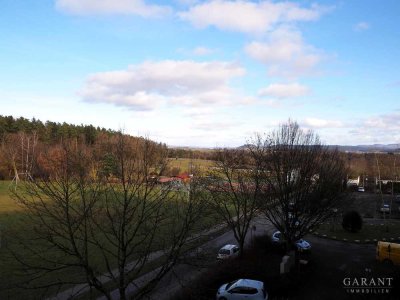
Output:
[
  {"xmin": 80, "ymin": 60, "xmax": 247, "ymax": 110},
  {"xmin": 302, "ymin": 118, "xmax": 344, "ymax": 129},
  {"xmin": 192, "ymin": 120, "xmax": 237, "ymax": 131},
  {"xmin": 182, "ymin": 107, "xmax": 215, "ymax": 117},
  {"xmin": 258, "ymin": 82, "xmax": 310, "ymax": 99},
  {"xmin": 245, "ymin": 27, "xmax": 323, "ymax": 77},
  {"xmin": 176, "ymin": 46, "xmax": 217, "ymax": 56},
  {"xmin": 327, "ymin": 112, "xmax": 400, "ymax": 145},
  {"xmin": 55, "ymin": 0, "xmax": 171, "ymax": 17},
  {"xmin": 298, "ymin": 112, "xmax": 400, "ymax": 145},
  {"xmin": 362, "ymin": 112, "xmax": 400, "ymax": 130},
  {"xmin": 179, "ymin": 1, "xmax": 327, "ymax": 35},
  {"xmin": 354, "ymin": 22, "xmax": 370, "ymax": 32},
  {"xmin": 192, "ymin": 46, "xmax": 216, "ymax": 56}
]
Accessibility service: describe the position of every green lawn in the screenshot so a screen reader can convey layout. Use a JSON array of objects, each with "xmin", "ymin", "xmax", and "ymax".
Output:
[
  {"xmin": 168, "ymin": 158, "xmax": 214, "ymax": 173},
  {"xmin": 0, "ymin": 180, "xmax": 224, "ymax": 299},
  {"xmin": 0, "ymin": 181, "xmax": 22, "ymax": 213},
  {"xmin": 314, "ymin": 221, "xmax": 400, "ymax": 242}
]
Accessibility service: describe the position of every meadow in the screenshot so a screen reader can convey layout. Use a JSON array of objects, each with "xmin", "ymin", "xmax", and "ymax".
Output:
[
  {"xmin": 0, "ymin": 179, "xmax": 223, "ymax": 299},
  {"xmin": 167, "ymin": 158, "xmax": 215, "ymax": 174}
]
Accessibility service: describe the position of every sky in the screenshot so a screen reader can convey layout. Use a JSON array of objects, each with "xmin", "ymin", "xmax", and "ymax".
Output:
[{"xmin": 1, "ymin": 0, "xmax": 400, "ymax": 147}]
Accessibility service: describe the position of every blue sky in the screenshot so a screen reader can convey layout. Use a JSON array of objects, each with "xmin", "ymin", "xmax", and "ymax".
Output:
[{"xmin": 1, "ymin": 0, "xmax": 400, "ymax": 147}]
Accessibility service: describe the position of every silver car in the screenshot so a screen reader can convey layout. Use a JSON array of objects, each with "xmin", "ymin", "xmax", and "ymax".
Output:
[
  {"xmin": 271, "ymin": 231, "xmax": 311, "ymax": 251},
  {"xmin": 217, "ymin": 244, "xmax": 240, "ymax": 260},
  {"xmin": 216, "ymin": 279, "xmax": 268, "ymax": 300}
]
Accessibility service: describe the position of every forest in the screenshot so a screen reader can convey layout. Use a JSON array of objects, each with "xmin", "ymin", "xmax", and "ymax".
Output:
[
  {"xmin": 0, "ymin": 115, "xmax": 169, "ymax": 180},
  {"xmin": 0, "ymin": 115, "xmax": 399, "ymax": 181}
]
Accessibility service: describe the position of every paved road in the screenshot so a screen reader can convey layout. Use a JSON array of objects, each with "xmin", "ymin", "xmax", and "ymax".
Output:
[
  {"xmin": 147, "ymin": 221, "xmax": 382, "ymax": 300},
  {"xmin": 93, "ymin": 217, "xmax": 272, "ymax": 300},
  {"xmin": 144, "ymin": 217, "xmax": 275, "ymax": 300},
  {"xmin": 52, "ymin": 215, "xmax": 382, "ymax": 300}
]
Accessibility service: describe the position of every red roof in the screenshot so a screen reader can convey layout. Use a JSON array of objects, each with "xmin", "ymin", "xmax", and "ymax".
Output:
[
  {"xmin": 158, "ymin": 177, "xmax": 181, "ymax": 183},
  {"xmin": 175, "ymin": 173, "xmax": 191, "ymax": 180}
]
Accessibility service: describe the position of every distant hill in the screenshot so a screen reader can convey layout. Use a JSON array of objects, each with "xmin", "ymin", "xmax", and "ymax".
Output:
[
  {"xmin": 237, "ymin": 143, "xmax": 400, "ymax": 153},
  {"xmin": 331, "ymin": 144, "xmax": 400, "ymax": 153}
]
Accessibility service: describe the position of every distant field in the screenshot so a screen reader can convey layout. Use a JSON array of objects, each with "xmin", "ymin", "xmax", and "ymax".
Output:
[{"xmin": 168, "ymin": 158, "xmax": 215, "ymax": 173}]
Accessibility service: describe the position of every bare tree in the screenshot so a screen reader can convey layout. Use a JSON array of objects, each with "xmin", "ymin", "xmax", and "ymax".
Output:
[
  {"xmin": 10, "ymin": 134, "xmax": 204, "ymax": 300},
  {"xmin": 250, "ymin": 121, "xmax": 347, "ymax": 253},
  {"xmin": 2, "ymin": 132, "xmax": 38, "ymax": 185},
  {"xmin": 10, "ymin": 140, "xmax": 103, "ymax": 298},
  {"xmin": 206, "ymin": 148, "xmax": 261, "ymax": 257}
]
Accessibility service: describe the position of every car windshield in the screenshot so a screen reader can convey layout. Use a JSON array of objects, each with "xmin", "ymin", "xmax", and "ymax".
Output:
[
  {"xmin": 219, "ymin": 249, "xmax": 230, "ymax": 255},
  {"xmin": 226, "ymin": 279, "xmax": 239, "ymax": 290}
]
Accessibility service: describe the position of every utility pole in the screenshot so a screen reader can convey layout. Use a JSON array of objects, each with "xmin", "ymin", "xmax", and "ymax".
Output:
[
  {"xmin": 375, "ymin": 154, "xmax": 387, "ymax": 231},
  {"xmin": 363, "ymin": 173, "xmax": 365, "ymax": 187},
  {"xmin": 391, "ymin": 157, "xmax": 396, "ymax": 219}
]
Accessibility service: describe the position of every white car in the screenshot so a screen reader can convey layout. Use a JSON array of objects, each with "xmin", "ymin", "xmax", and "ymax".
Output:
[
  {"xmin": 216, "ymin": 279, "xmax": 268, "ymax": 300},
  {"xmin": 358, "ymin": 186, "xmax": 365, "ymax": 192},
  {"xmin": 296, "ymin": 239, "xmax": 311, "ymax": 252},
  {"xmin": 217, "ymin": 244, "xmax": 240, "ymax": 260},
  {"xmin": 271, "ymin": 231, "xmax": 311, "ymax": 251},
  {"xmin": 271, "ymin": 231, "xmax": 282, "ymax": 243}
]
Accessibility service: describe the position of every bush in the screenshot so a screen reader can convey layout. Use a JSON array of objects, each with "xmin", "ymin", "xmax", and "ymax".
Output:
[
  {"xmin": 342, "ymin": 211, "xmax": 363, "ymax": 232},
  {"xmin": 364, "ymin": 212, "xmax": 373, "ymax": 218}
]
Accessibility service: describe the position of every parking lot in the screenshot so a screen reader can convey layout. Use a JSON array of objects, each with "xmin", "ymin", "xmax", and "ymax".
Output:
[{"xmin": 347, "ymin": 191, "xmax": 400, "ymax": 219}]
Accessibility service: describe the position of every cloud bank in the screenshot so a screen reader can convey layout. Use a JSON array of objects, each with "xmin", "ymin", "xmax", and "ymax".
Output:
[
  {"xmin": 245, "ymin": 27, "xmax": 324, "ymax": 77},
  {"xmin": 80, "ymin": 60, "xmax": 247, "ymax": 110},
  {"xmin": 258, "ymin": 82, "xmax": 310, "ymax": 99},
  {"xmin": 179, "ymin": 0, "xmax": 326, "ymax": 35}
]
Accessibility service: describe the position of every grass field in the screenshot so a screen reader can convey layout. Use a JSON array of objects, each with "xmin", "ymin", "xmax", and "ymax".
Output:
[
  {"xmin": 168, "ymin": 158, "xmax": 215, "ymax": 173},
  {"xmin": 0, "ymin": 181, "xmax": 22, "ymax": 213},
  {"xmin": 315, "ymin": 221, "xmax": 400, "ymax": 241},
  {"xmin": 0, "ymin": 180, "xmax": 224, "ymax": 299}
]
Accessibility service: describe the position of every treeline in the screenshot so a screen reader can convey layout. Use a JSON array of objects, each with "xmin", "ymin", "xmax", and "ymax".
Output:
[
  {"xmin": 168, "ymin": 147, "xmax": 215, "ymax": 160},
  {"xmin": 0, "ymin": 115, "xmax": 118, "ymax": 145},
  {"xmin": 344, "ymin": 152, "xmax": 400, "ymax": 179},
  {"xmin": 0, "ymin": 115, "xmax": 168, "ymax": 180}
]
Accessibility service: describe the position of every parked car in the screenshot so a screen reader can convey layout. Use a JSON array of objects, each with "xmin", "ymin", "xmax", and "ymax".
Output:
[
  {"xmin": 358, "ymin": 186, "xmax": 365, "ymax": 192},
  {"xmin": 296, "ymin": 239, "xmax": 311, "ymax": 252},
  {"xmin": 216, "ymin": 279, "xmax": 268, "ymax": 300},
  {"xmin": 271, "ymin": 231, "xmax": 281, "ymax": 243},
  {"xmin": 217, "ymin": 244, "xmax": 240, "ymax": 260},
  {"xmin": 395, "ymin": 195, "xmax": 400, "ymax": 203},
  {"xmin": 380, "ymin": 204, "xmax": 390, "ymax": 213},
  {"xmin": 271, "ymin": 231, "xmax": 311, "ymax": 252}
]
